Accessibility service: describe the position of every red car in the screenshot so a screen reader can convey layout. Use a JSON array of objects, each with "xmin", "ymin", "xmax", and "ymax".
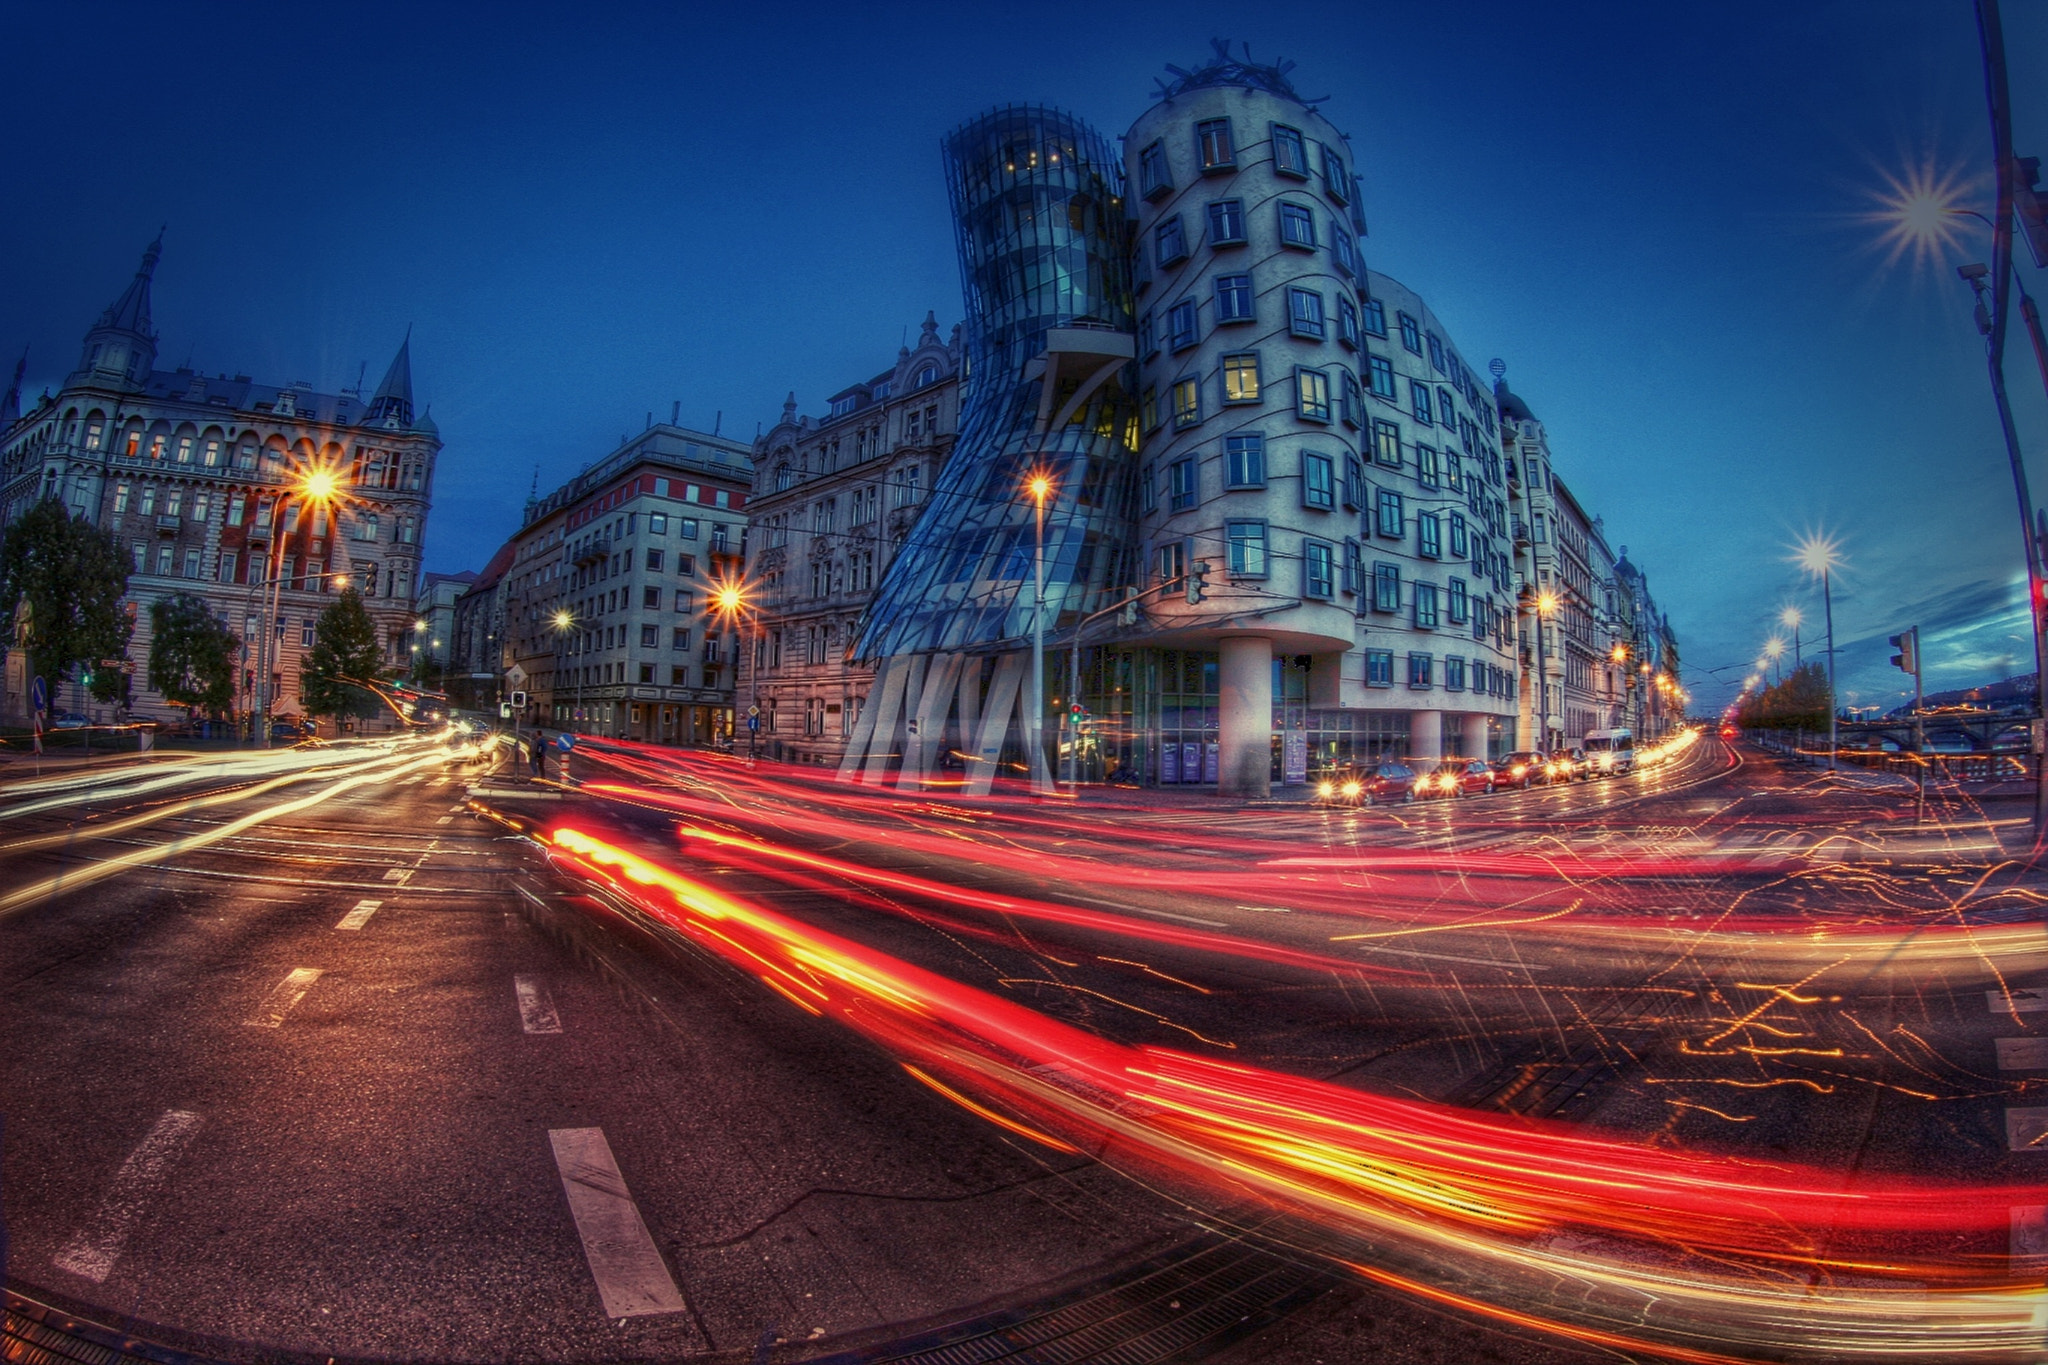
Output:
[
  {"xmin": 1429, "ymin": 758, "xmax": 1496, "ymax": 798},
  {"xmin": 1493, "ymin": 751, "xmax": 1549, "ymax": 789}
]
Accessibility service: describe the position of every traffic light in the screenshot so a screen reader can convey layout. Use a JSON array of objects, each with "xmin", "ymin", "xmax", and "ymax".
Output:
[
  {"xmin": 1186, "ymin": 559, "xmax": 1210, "ymax": 604},
  {"xmin": 2016, "ymin": 156, "xmax": 2048, "ymax": 271},
  {"xmin": 1888, "ymin": 626, "xmax": 1919, "ymax": 677}
]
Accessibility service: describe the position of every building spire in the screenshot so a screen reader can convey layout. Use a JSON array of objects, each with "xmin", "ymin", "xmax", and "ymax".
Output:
[
  {"xmin": 98, "ymin": 229, "xmax": 164, "ymax": 336},
  {"xmin": 1, "ymin": 349, "xmax": 25, "ymax": 428},
  {"xmin": 364, "ymin": 327, "xmax": 414, "ymax": 428}
]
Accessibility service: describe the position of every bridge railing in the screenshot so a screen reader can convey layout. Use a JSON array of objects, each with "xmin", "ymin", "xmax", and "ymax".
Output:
[{"xmin": 1742, "ymin": 729, "xmax": 2036, "ymax": 784}]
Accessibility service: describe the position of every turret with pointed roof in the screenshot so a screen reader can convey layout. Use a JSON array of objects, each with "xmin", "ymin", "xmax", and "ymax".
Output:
[
  {"xmin": 73, "ymin": 232, "xmax": 163, "ymax": 389},
  {"xmin": 363, "ymin": 330, "xmax": 415, "ymax": 428}
]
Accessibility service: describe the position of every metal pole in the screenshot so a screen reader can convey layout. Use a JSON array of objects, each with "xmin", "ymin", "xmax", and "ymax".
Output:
[
  {"xmin": 1823, "ymin": 565, "xmax": 1837, "ymax": 773},
  {"xmin": 1067, "ymin": 629, "xmax": 1079, "ymax": 789},
  {"xmin": 259, "ymin": 495, "xmax": 291, "ymax": 748},
  {"xmin": 1031, "ymin": 490, "xmax": 1047, "ymax": 795},
  {"xmin": 1534, "ymin": 606, "xmax": 1550, "ymax": 752},
  {"xmin": 1914, "ymin": 628, "xmax": 1927, "ymax": 823}
]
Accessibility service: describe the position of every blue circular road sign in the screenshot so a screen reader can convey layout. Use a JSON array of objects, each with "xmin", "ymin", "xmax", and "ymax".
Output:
[{"xmin": 554, "ymin": 732, "xmax": 575, "ymax": 753}]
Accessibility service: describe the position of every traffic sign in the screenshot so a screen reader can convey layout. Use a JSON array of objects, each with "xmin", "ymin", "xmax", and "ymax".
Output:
[
  {"xmin": 554, "ymin": 732, "xmax": 575, "ymax": 753},
  {"xmin": 747, "ymin": 704, "xmax": 760, "ymax": 717},
  {"xmin": 30, "ymin": 676, "xmax": 46, "ymax": 710},
  {"xmin": 747, "ymin": 715, "xmax": 760, "ymax": 732}
]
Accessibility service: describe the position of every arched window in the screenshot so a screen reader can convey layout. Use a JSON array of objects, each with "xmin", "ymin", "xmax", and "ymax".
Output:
[{"xmin": 775, "ymin": 462, "xmax": 794, "ymax": 492}]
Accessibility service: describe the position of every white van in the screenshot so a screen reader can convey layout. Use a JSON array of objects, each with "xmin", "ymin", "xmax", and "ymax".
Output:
[{"xmin": 1583, "ymin": 728, "xmax": 1636, "ymax": 775}]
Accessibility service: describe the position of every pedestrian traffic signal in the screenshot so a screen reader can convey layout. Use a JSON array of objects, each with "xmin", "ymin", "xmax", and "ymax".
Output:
[
  {"xmin": 1186, "ymin": 560, "xmax": 1210, "ymax": 604},
  {"xmin": 1888, "ymin": 626, "xmax": 1919, "ymax": 677}
]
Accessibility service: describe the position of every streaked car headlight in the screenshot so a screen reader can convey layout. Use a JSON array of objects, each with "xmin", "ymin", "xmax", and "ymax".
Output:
[{"xmin": 1341, "ymin": 781, "xmax": 1361, "ymax": 798}]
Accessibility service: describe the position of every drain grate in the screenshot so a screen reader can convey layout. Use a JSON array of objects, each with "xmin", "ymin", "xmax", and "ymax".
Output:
[
  {"xmin": 3, "ymin": 1290, "xmax": 224, "ymax": 1365},
  {"xmin": 812, "ymin": 1233, "xmax": 1338, "ymax": 1364}
]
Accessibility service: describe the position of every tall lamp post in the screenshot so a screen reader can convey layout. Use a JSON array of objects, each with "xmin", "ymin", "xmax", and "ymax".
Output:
[
  {"xmin": 1779, "ymin": 605, "xmax": 1803, "ymax": 670},
  {"xmin": 1794, "ymin": 533, "xmax": 1842, "ymax": 773},
  {"xmin": 1025, "ymin": 471, "xmax": 1054, "ymax": 797},
  {"xmin": 551, "ymin": 608, "xmax": 576, "ymax": 736},
  {"xmin": 257, "ymin": 469, "xmax": 341, "ymax": 748},
  {"xmin": 713, "ymin": 581, "xmax": 755, "ymax": 757},
  {"xmin": 1532, "ymin": 588, "xmax": 1559, "ymax": 752}
]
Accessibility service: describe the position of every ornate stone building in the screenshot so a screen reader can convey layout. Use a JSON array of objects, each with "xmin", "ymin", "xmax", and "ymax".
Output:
[
  {"xmin": 0, "ymin": 237, "xmax": 439, "ymax": 722},
  {"xmin": 740, "ymin": 314, "xmax": 961, "ymax": 765}
]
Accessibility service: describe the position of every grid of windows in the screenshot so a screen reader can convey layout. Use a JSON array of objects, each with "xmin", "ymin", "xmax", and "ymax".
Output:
[
  {"xmin": 1215, "ymin": 273, "xmax": 1254, "ymax": 322},
  {"xmin": 1295, "ymin": 367, "xmax": 1331, "ymax": 422},
  {"xmin": 1207, "ymin": 198, "xmax": 1246, "ymax": 245},
  {"xmin": 1221, "ymin": 353, "xmax": 1261, "ymax": 404},
  {"xmin": 1226, "ymin": 434, "xmax": 1266, "ymax": 487},
  {"xmin": 1302, "ymin": 452, "xmax": 1335, "ymax": 509},
  {"xmin": 1226, "ymin": 519, "xmax": 1268, "ymax": 576}
]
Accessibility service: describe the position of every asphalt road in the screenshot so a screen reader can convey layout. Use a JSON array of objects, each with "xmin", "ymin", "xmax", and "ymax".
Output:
[{"xmin": 4, "ymin": 732, "xmax": 2044, "ymax": 1364}]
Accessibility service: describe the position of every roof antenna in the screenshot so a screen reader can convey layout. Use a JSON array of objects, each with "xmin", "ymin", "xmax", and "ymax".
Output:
[
  {"xmin": 349, "ymin": 360, "xmax": 367, "ymax": 397},
  {"xmin": 713, "ymin": 410, "xmax": 722, "ymax": 436}
]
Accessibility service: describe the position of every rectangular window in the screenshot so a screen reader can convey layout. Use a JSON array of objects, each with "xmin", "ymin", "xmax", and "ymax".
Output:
[
  {"xmin": 1417, "ymin": 445, "xmax": 1440, "ymax": 489},
  {"xmin": 677, "ymin": 554, "xmax": 696, "ymax": 577},
  {"xmin": 1214, "ymin": 272, "xmax": 1254, "ymax": 322},
  {"xmin": 1142, "ymin": 386, "xmax": 1161, "ymax": 431},
  {"xmin": 228, "ymin": 492, "xmax": 245, "ymax": 525},
  {"xmin": 1449, "ymin": 512, "xmax": 1469, "ymax": 559},
  {"xmin": 1446, "ymin": 450, "xmax": 1464, "ymax": 491},
  {"xmin": 1225, "ymin": 434, "xmax": 1265, "ymax": 488},
  {"xmin": 1138, "ymin": 311, "xmax": 1156, "ymax": 358},
  {"xmin": 1364, "ymin": 648, "xmax": 1394, "ymax": 687},
  {"xmin": 1155, "ymin": 215, "xmax": 1189, "ymax": 267},
  {"xmin": 636, "ymin": 662, "xmax": 653, "ymax": 684},
  {"xmin": 670, "ymin": 664, "xmax": 688, "ymax": 685},
  {"xmin": 182, "ymin": 548, "xmax": 201, "ymax": 579},
  {"xmin": 1295, "ymin": 367, "xmax": 1331, "ymax": 422},
  {"xmin": 1139, "ymin": 139, "xmax": 1172, "ymax": 198},
  {"xmin": 1278, "ymin": 201, "xmax": 1316, "ymax": 249},
  {"xmin": 675, "ymin": 589, "xmax": 693, "ymax": 612},
  {"xmin": 1272, "ymin": 123, "xmax": 1309, "ymax": 177},
  {"xmin": 1337, "ymin": 296, "xmax": 1360, "ymax": 348},
  {"xmin": 678, "ymin": 518, "xmax": 699, "ymax": 539},
  {"xmin": 132, "ymin": 543, "xmax": 145, "ymax": 572},
  {"xmin": 1157, "ymin": 538, "xmax": 1187, "ymax": 584},
  {"xmin": 1340, "ymin": 371, "xmax": 1363, "ymax": 428},
  {"xmin": 1196, "ymin": 117, "xmax": 1235, "ymax": 170},
  {"xmin": 1287, "ymin": 287, "xmax": 1325, "ymax": 339},
  {"xmin": 1332, "ymin": 228, "xmax": 1357, "ymax": 277},
  {"xmin": 1448, "ymin": 577, "xmax": 1469, "ymax": 623},
  {"xmin": 1221, "ymin": 353, "xmax": 1261, "ymax": 403},
  {"xmin": 1323, "ymin": 145, "xmax": 1350, "ymax": 202},
  {"xmin": 1376, "ymin": 488, "xmax": 1404, "ymax": 539},
  {"xmin": 1342, "ymin": 537, "xmax": 1363, "ymax": 594},
  {"xmin": 1363, "ymin": 297, "xmax": 1387, "ymax": 336},
  {"xmin": 1171, "ymin": 376, "xmax": 1201, "ymax": 429},
  {"xmin": 1416, "ymin": 514, "xmax": 1444, "ymax": 561},
  {"xmin": 1398, "ymin": 312, "xmax": 1422, "ymax": 354},
  {"xmin": 155, "ymin": 544, "xmax": 174, "ymax": 575},
  {"xmin": 1414, "ymin": 582, "xmax": 1439, "ymax": 629},
  {"xmin": 1206, "ymin": 198, "xmax": 1245, "ymax": 245},
  {"xmin": 1343, "ymin": 456, "xmax": 1365, "ymax": 510},
  {"xmin": 649, "ymin": 512, "xmax": 667, "ymax": 534},
  {"xmin": 1438, "ymin": 386, "xmax": 1457, "ymax": 428},
  {"xmin": 640, "ymin": 624, "xmax": 658, "ymax": 648},
  {"xmin": 218, "ymin": 551, "xmax": 237, "ymax": 583},
  {"xmin": 643, "ymin": 586, "xmax": 661, "ymax": 608},
  {"xmin": 1140, "ymin": 461, "xmax": 1158, "ymax": 512},
  {"xmin": 1225, "ymin": 519, "xmax": 1268, "ymax": 577},
  {"xmin": 1373, "ymin": 419, "xmax": 1402, "ymax": 467},
  {"xmin": 1367, "ymin": 354, "xmax": 1396, "ymax": 399},
  {"xmin": 1444, "ymin": 655, "xmax": 1466, "ymax": 691},
  {"xmin": 113, "ymin": 482, "xmax": 130, "ymax": 513},
  {"xmin": 1302, "ymin": 452, "xmax": 1335, "ymax": 509},
  {"xmin": 1169, "ymin": 458, "xmax": 1197, "ymax": 511},
  {"xmin": 1303, "ymin": 538, "xmax": 1334, "ymax": 599},
  {"xmin": 1411, "ymin": 381, "xmax": 1433, "ymax": 424},
  {"xmin": 1407, "ymin": 652, "xmax": 1433, "ymax": 688},
  {"xmin": 645, "ymin": 548, "xmax": 664, "ymax": 570},
  {"xmin": 1167, "ymin": 298, "xmax": 1198, "ymax": 350},
  {"xmin": 1427, "ymin": 333, "xmax": 1446, "ymax": 373}
]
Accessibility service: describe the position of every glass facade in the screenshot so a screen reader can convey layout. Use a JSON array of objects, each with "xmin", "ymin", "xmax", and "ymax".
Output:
[{"xmin": 855, "ymin": 105, "xmax": 1138, "ymax": 659}]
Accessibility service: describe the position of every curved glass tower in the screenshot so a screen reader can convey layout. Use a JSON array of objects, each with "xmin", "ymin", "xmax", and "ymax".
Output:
[{"xmin": 855, "ymin": 105, "xmax": 1137, "ymax": 660}]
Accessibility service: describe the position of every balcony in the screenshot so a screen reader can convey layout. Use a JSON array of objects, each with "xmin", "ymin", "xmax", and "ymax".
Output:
[
  {"xmin": 573, "ymin": 536, "xmax": 612, "ymax": 567},
  {"xmin": 154, "ymin": 515, "xmax": 181, "ymax": 536}
]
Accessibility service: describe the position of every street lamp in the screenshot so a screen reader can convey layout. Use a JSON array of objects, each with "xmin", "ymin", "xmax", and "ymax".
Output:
[
  {"xmin": 256, "ymin": 467, "xmax": 344, "ymax": 747},
  {"xmin": 1779, "ymin": 605, "xmax": 1803, "ymax": 668},
  {"xmin": 551, "ymin": 608, "xmax": 576, "ymax": 735},
  {"xmin": 1532, "ymin": 588, "xmax": 1560, "ymax": 752},
  {"xmin": 712, "ymin": 579, "xmax": 754, "ymax": 756},
  {"xmin": 1764, "ymin": 636, "xmax": 1785, "ymax": 685},
  {"xmin": 1792, "ymin": 532, "xmax": 1843, "ymax": 772},
  {"xmin": 1025, "ymin": 470, "xmax": 1054, "ymax": 796}
]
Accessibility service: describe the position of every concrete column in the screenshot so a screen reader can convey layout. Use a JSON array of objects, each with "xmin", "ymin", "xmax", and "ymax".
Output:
[
  {"xmin": 1217, "ymin": 636, "xmax": 1273, "ymax": 799},
  {"xmin": 1410, "ymin": 709, "xmax": 1443, "ymax": 763},
  {"xmin": 1461, "ymin": 713, "xmax": 1491, "ymax": 762}
]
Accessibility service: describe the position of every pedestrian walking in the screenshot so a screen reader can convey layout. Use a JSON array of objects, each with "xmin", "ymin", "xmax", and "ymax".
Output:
[{"xmin": 531, "ymin": 733, "xmax": 548, "ymax": 781}]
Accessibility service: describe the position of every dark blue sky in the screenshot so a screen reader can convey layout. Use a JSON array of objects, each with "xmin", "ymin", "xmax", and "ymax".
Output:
[{"xmin": 3, "ymin": 1, "xmax": 2043, "ymax": 712}]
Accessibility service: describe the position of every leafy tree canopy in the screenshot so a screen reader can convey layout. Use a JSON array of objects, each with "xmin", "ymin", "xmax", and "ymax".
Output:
[
  {"xmin": 0, "ymin": 497, "xmax": 132, "ymax": 706},
  {"xmin": 148, "ymin": 592, "xmax": 240, "ymax": 715},
  {"xmin": 301, "ymin": 588, "xmax": 387, "ymax": 720},
  {"xmin": 1735, "ymin": 660, "xmax": 1833, "ymax": 731}
]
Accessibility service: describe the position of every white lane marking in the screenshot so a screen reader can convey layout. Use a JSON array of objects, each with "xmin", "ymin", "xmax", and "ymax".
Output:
[
  {"xmin": 382, "ymin": 868, "xmax": 413, "ymax": 884},
  {"xmin": 335, "ymin": 898, "xmax": 383, "ymax": 931},
  {"xmin": 2015, "ymin": 1206, "xmax": 2048, "ymax": 1264},
  {"xmin": 246, "ymin": 967, "xmax": 324, "ymax": 1027},
  {"xmin": 547, "ymin": 1128, "xmax": 686, "ymax": 1319},
  {"xmin": 2008, "ymin": 1108, "xmax": 2048, "ymax": 1152},
  {"xmin": 1999, "ymin": 1037, "xmax": 2048, "ymax": 1070},
  {"xmin": 515, "ymin": 975, "xmax": 564, "ymax": 1034},
  {"xmin": 1236, "ymin": 905, "xmax": 1293, "ymax": 914},
  {"xmin": 52, "ymin": 1110, "xmax": 203, "ymax": 1282},
  {"xmin": 403, "ymin": 773, "xmax": 427, "ymax": 785},
  {"xmin": 1990, "ymin": 988, "xmax": 2048, "ymax": 1013},
  {"xmin": 435, "ymin": 816, "xmax": 454, "ymax": 825}
]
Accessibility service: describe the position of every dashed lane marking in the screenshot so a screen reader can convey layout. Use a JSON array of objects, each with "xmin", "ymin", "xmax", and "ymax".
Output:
[
  {"xmin": 51, "ymin": 1110, "xmax": 203, "ymax": 1283},
  {"xmin": 1989, "ymin": 987, "xmax": 2048, "ymax": 1014},
  {"xmin": 2014, "ymin": 1205, "xmax": 2048, "ymax": 1265},
  {"xmin": 515, "ymin": 974, "xmax": 564, "ymax": 1034},
  {"xmin": 1998, "ymin": 1037, "xmax": 2048, "ymax": 1070},
  {"xmin": 245, "ymin": 967, "xmax": 323, "ymax": 1027},
  {"xmin": 2007, "ymin": 1107, "xmax": 2048, "ymax": 1152},
  {"xmin": 548, "ymin": 1127, "xmax": 687, "ymax": 1320},
  {"xmin": 436, "ymin": 816, "xmax": 454, "ymax": 825},
  {"xmin": 335, "ymin": 898, "xmax": 383, "ymax": 931},
  {"xmin": 382, "ymin": 867, "xmax": 414, "ymax": 884}
]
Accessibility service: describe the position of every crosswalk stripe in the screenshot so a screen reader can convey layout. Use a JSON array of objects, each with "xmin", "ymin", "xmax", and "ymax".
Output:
[
  {"xmin": 52, "ymin": 1110, "xmax": 203, "ymax": 1283},
  {"xmin": 246, "ymin": 967, "xmax": 323, "ymax": 1027},
  {"xmin": 548, "ymin": 1128, "xmax": 686, "ymax": 1319},
  {"xmin": 335, "ymin": 898, "xmax": 383, "ymax": 931}
]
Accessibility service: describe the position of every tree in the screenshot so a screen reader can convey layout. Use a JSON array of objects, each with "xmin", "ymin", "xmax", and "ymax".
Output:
[
  {"xmin": 1736, "ymin": 661, "xmax": 1833, "ymax": 731},
  {"xmin": 148, "ymin": 592, "xmax": 239, "ymax": 717},
  {"xmin": 300, "ymin": 587, "xmax": 387, "ymax": 723},
  {"xmin": 0, "ymin": 496, "xmax": 132, "ymax": 709}
]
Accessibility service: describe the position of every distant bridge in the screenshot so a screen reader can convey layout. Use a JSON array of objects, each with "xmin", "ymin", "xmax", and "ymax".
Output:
[{"xmin": 1837, "ymin": 711, "xmax": 2036, "ymax": 753}]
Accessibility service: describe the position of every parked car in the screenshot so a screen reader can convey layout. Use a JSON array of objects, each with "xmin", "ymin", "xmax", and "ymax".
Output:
[
  {"xmin": 49, "ymin": 712, "xmax": 92, "ymax": 729},
  {"xmin": 1315, "ymin": 760, "xmax": 1428, "ymax": 807},
  {"xmin": 1552, "ymin": 747, "xmax": 1592, "ymax": 782},
  {"xmin": 1494, "ymin": 751, "xmax": 1550, "ymax": 789},
  {"xmin": 1430, "ymin": 758, "xmax": 1496, "ymax": 798}
]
